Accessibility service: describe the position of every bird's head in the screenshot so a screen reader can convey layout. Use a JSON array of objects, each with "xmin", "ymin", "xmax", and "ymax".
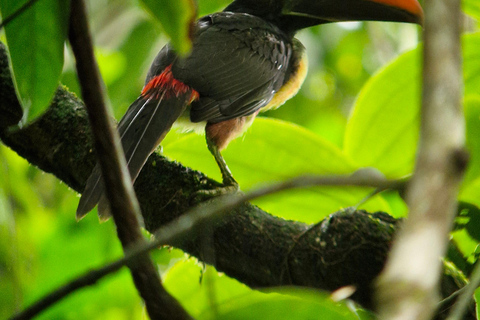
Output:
[{"xmin": 225, "ymin": 0, "xmax": 423, "ymax": 33}]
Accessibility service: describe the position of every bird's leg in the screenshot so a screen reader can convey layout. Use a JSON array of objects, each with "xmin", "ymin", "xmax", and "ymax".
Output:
[
  {"xmin": 192, "ymin": 136, "xmax": 239, "ymax": 201},
  {"xmin": 206, "ymin": 135, "xmax": 238, "ymax": 188},
  {"xmin": 191, "ymin": 121, "xmax": 242, "ymax": 200}
]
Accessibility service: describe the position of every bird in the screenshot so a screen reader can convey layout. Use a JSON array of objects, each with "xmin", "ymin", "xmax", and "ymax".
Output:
[{"xmin": 77, "ymin": 0, "xmax": 423, "ymax": 220}]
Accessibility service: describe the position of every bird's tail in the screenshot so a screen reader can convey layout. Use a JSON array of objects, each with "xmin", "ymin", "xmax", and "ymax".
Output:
[{"xmin": 77, "ymin": 67, "xmax": 199, "ymax": 220}]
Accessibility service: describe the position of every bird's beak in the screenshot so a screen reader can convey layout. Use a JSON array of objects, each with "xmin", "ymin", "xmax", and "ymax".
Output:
[{"xmin": 285, "ymin": 0, "xmax": 424, "ymax": 25}]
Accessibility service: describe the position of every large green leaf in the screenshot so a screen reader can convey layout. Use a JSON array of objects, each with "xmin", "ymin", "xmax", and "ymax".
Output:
[
  {"xmin": 215, "ymin": 290, "xmax": 361, "ymax": 320},
  {"xmin": 463, "ymin": 34, "xmax": 480, "ymax": 99},
  {"xmin": 463, "ymin": 0, "xmax": 480, "ymax": 20},
  {"xmin": 463, "ymin": 96, "xmax": 480, "ymax": 186},
  {"xmin": 344, "ymin": 32, "xmax": 480, "ymax": 180},
  {"xmin": 456, "ymin": 33, "xmax": 480, "ymax": 208},
  {"xmin": 198, "ymin": 0, "xmax": 231, "ymax": 16},
  {"xmin": 164, "ymin": 118, "xmax": 356, "ymax": 186},
  {"xmin": 455, "ymin": 201, "xmax": 480, "ymax": 243},
  {"xmin": 162, "ymin": 118, "xmax": 394, "ymax": 222},
  {"xmin": 460, "ymin": 97, "xmax": 480, "ymax": 208},
  {"xmin": 0, "ymin": 172, "xmax": 16, "ymax": 319},
  {"xmin": 163, "ymin": 258, "xmax": 364, "ymax": 320},
  {"xmin": 344, "ymin": 48, "xmax": 421, "ymax": 178},
  {"xmin": 140, "ymin": 0, "xmax": 196, "ymax": 55},
  {"xmin": 0, "ymin": 0, "xmax": 70, "ymax": 122},
  {"xmin": 476, "ymin": 288, "xmax": 480, "ymax": 320}
]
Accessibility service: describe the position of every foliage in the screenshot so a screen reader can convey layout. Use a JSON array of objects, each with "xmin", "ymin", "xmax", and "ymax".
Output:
[
  {"xmin": 163, "ymin": 259, "xmax": 364, "ymax": 319},
  {"xmin": 0, "ymin": 0, "xmax": 70, "ymax": 122},
  {"xmin": 0, "ymin": 0, "xmax": 479, "ymax": 319},
  {"xmin": 139, "ymin": 0, "xmax": 195, "ymax": 55}
]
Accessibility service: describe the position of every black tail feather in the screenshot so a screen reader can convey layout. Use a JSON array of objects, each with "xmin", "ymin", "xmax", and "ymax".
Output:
[{"xmin": 76, "ymin": 92, "xmax": 190, "ymax": 220}]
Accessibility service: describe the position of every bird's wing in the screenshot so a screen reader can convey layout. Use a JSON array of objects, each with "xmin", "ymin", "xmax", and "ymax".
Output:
[{"xmin": 172, "ymin": 12, "xmax": 293, "ymax": 123}]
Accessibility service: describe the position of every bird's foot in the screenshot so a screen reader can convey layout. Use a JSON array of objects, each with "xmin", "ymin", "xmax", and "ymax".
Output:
[
  {"xmin": 193, "ymin": 176, "xmax": 241, "ymax": 202},
  {"xmin": 220, "ymin": 170, "xmax": 239, "ymax": 189}
]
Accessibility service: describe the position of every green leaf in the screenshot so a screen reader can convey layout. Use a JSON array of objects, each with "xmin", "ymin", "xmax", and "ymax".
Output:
[
  {"xmin": 254, "ymin": 187, "xmax": 395, "ymax": 222},
  {"xmin": 0, "ymin": 0, "xmax": 70, "ymax": 122},
  {"xmin": 140, "ymin": 0, "xmax": 196, "ymax": 55},
  {"xmin": 164, "ymin": 118, "xmax": 356, "ymax": 186},
  {"xmin": 463, "ymin": 33, "xmax": 480, "ymax": 99},
  {"xmin": 162, "ymin": 118, "xmax": 393, "ymax": 222},
  {"xmin": 446, "ymin": 241, "xmax": 473, "ymax": 277},
  {"xmin": 344, "ymin": 48, "xmax": 421, "ymax": 178},
  {"xmin": 451, "ymin": 228, "xmax": 480, "ymax": 265},
  {"xmin": 463, "ymin": 0, "xmax": 480, "ymax": 20},
  {"xmin": 215, "ymin": 289, "xmax": 361, "ymax": 320},
  {"xmin": 344, "ymin": 32, "xmax": 480, "ymax": 180},
  {"xmin": 461, "ymin": 178, "xmax": 480, "ymax": 212},
  {"xmin": 198, "ymin": 0, "xmax": 231, "ymax": 16},
  {"xmin": 476, "ymin": 287, "xmax": 480, "ymax": 320},
  {"xmin": 462, "ymin": 96, "xmax": 480, "ymax": 186},
  {"xmin": 458, "ymin": 34, "xmax": 480, "ymax": 207},
  {"xmin": 163, "ymin": 258, "xmax": 363, "ymax": 320},
  {"xmin": 455, "ymin": 202, "xmax": 480, "ymax": 243},
  {"xmin": 0, "ymin": 178, "xmax": 16, "ymax": 319}
]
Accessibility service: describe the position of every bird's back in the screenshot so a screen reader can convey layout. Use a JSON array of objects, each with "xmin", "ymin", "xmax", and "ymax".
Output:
[{"xmin": 148, "ymin": 12, "xmax": 296, "ymax": 125}]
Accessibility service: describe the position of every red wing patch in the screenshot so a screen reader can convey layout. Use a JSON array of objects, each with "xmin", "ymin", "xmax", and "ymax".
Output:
[{"xmin": 142, "ymin": 65, "xmax": 199, "ymax": 102}]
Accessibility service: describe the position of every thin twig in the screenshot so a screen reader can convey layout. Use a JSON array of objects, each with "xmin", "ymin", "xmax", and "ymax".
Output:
[
  {"xmin": 0, "ymin": 0, "xmax": 41, "ymax": 29},
  {"xmin": 152, "ymin": 174, "xmax": 404, "ymax": 245},
  {"xmin": 447, "ymin": 261, "xmax": 480, "ymax": 320},
  {"xmin": 9, "ymin": 174, "xmax": 402, "ymax": 320},
  {"xmin": 439, "ymin": 285, "xmax": 467, "ymax": 307},
  {"xmin": 9, "ymin": 257, "xmax": 128, "ymax": 320},
  {"xmin": 68, "ymin": 1, "xmax": 191, "ymax": 319}
]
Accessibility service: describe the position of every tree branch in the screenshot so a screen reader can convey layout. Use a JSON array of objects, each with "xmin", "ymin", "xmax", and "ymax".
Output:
[
  {"xmin": 67, "ymin": 1, "xmax": 190, "ymax": 319},
  {"xmin": 375, "ymin": 0, "xmax": 466, "ymax": 318},
  {"xmin": 7, "ymin": 175, "xmax": 400, "ymax": 320}
]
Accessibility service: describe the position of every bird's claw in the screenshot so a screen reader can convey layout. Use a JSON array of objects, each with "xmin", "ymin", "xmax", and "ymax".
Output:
[{"xmin": 192, "ymin": 178, "xmax": 241, "ymax": 202}]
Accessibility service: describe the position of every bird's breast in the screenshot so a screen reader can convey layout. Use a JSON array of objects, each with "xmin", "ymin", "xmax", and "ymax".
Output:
[{"xmin": 260, "ymin": 51, "xmax": 308, "ymax": 112}]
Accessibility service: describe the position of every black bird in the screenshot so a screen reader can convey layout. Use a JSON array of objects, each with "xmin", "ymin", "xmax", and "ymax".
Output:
[{"xmin": 77, "ymin": 0, "xmax": 423, "ymax": 220}]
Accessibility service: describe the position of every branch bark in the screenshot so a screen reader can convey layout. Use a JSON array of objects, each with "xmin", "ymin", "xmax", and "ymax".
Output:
[{"xmin": 375, "ymin": 0, "xmax": 466, "ymax": 318}]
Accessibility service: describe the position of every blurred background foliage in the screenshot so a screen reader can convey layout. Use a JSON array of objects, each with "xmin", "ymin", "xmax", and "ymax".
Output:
[{"xmin": 0, "ymin": 0, "xmax": 479, "ymax": 319}]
